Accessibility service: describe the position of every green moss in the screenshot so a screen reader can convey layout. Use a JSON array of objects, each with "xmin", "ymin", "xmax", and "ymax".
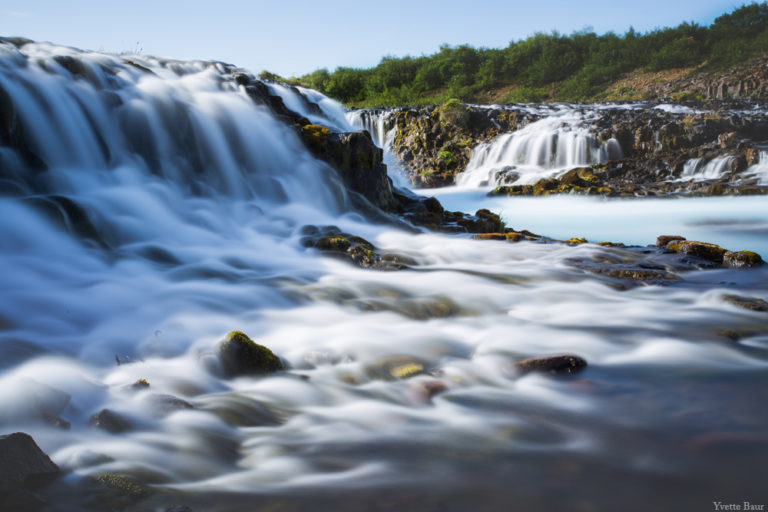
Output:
[
  {"xmin": 218, "ymin": 331, "xmax": 284, "ymax": 377},
  {"xmin": 300, "ymin": 124, "xmax": 330, "ymax": 152},
  {"xmin": 566, "ymin": 237, "xmax": 588, "ymax": 245},
  {"xmin": 315, "ymin": 235, "xmax": 352, "ymax": 252},
  {"xmin": 723, "ymin": 250, "xmax": 763, "ymax": 268},
  {"xmin": 96, "ymin": 474, "xmax": 147, "ymax": 498}
]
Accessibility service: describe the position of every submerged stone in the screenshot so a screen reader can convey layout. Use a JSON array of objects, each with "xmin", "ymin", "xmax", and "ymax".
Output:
[
  {"xmin": 514, "ymin": 354, "xmax": 588, "ymax": 375},
  {"xmin": 722, "ymin": 294, "xmax": 768, "ymax": 312},
  {"xmin": 218, "ymin": 331, "xmax": 284, "ymax": 377},
  {"xmin": 89, "ymin": 409, "xmax": 132, "ymax": 434}
]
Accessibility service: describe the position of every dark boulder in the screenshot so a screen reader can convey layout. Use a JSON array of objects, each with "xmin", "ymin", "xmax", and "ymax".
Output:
[
  {"xmin": 514, "ymin": 355, "xmax": 588, "ymax": 375},
  {"xmin": 218, "ymin": 331, "xmax": 284, "ymax": 377},
  {"xmin": 0, "ymin": 432, "xmax": 58, "ymax": 491},
  {"xmin": 722, "ymin": 294, "xmax": 768, "ymax": 312},
  {"xmin": 89, "ymin": 409, "xmax": 133, "ymax": 434}
]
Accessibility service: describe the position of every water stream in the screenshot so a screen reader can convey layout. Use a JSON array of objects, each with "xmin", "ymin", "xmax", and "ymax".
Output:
[{"xmin": 1, "ymin": 41, "xmax": 767, "ymax": 510}]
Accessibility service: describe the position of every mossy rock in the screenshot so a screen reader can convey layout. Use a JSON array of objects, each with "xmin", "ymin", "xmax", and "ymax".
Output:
[
  {"xmin": 514, "ymin": 354, "xmax": 587, "ymax": 376},
  {"xmin": 218, "ymin": 331, "xmax": 284, "ymax": 378},
  {"xmin": 315, "ymin": 235, "xmax": 351, "ymax": 252},
  {"xmin": 667, "ymin": 240, "xmax": 727, "ymax": 263},
  {"xmin": 723, "ymin": 250, "xmax": 763, "ymax": 268},
  {"xmin": 533, "ymin": 178, "xmax": 556, "ymax": 195},
  {"xmin": 95, "ymin": 474, "xmax": 147, "ymax": 498},
  {"xmin": 437, "ymin": 98, "xmax": 469, "ymax": 128},
  {"xmin": 566, "ymin": 237, "xmax": 588, "ymax": 245},
  {"xmin": 299, "ymin": 124, "xmax": 330, "ymax": 152},
  {"xmin": 656, "ymin": 235, "xmax": 686, "ymax": 248}
]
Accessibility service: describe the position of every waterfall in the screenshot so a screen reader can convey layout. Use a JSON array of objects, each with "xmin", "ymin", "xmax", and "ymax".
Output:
[
  {"xmin": 677, "ymin": 156, "xmax": 736, "ymax": 182},
  {"xmin": 455, "ymin": 113, "xmax": 622, "ymax": 187},
  {"xmin": 744, "ymin": 150, "xmax": 768, "ymax": 185},
  {"xmin": 2, "ymin": 39, "xmax": 767, "ymax": 510},
  {"xmin": 346, "ymin": 109, "xmax": 391, "ymax": 148}
]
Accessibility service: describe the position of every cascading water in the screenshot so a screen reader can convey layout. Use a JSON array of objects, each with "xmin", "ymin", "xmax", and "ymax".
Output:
[
  {"xmin": 347, "ymin": 108, "xmax": 410, "ymax": 188},
  {"xmin": 678, "ymin": 156, "xmax": 737, "ymax": 182},
  {"xmin": 745, "ymin": 150, "xmax": 768, "ymax": 184},
  {"xmin": 1, "ymin": 39, "xmax": 767, "ymax": 511},
  {"xmin": 455, "ymin": 112, "xmax": 622, "ymax": 187}
]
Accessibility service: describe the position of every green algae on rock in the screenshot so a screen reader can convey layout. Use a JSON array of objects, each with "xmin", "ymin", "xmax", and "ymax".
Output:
[{"xmin": 218, "ymin": 331, "xmax": 284, "ymax": 378}]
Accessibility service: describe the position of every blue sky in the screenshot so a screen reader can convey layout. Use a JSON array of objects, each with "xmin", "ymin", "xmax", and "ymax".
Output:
[{"xmin": 0, "ymin": 1, "xmax": 750, "ymax": 77}]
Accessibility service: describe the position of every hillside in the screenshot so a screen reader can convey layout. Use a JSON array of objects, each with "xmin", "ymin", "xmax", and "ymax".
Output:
[{"xmin": 277, "ymin": 3, "xmax": 768, "ymax": 106}]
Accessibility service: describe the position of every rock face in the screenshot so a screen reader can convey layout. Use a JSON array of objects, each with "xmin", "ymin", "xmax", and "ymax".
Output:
[
  {"xmin": 298, "ymin": 125, "xmax": 397, "ymax": 210},
  {"xmin": 373, "ymin": 104, "xmax": 520, "ymax": 187},
  {"xmin": 217, "ymin": 331, "xmax": 284, "ymax": 377},
  {"xmin": 0, "ymin": 432, "xmax": 59, "ymax": 490},
  {"xmin": 355, "ymin": 100, "xmax": 768, "ymax": 196}
]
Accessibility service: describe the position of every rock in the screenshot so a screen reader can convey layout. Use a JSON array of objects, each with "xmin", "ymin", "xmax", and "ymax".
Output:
[
  {"xmin": 566, "ymin": 237, "xmax": 588, "ymax": 245},
  {"xmin": 596, "ymin": 268, "xmax": 680, "ymax": 282},
  {"xmin": 722, "ymin": 294, "xmax": 768, "ymax": 312},
  {"xmin": 145, "ymin": 394, "xmax": 195, "ymax": 417},
  {"xmin": 365, "ymin": 355, "xmax": 429, "ymax": 381},
  {"xmin": 667, "ymin": 240, "xmax": 728, "ymax": 263},
  {"xmin": 217, "ymin": 331, "xmax": 284, "ymax": 377},
  {"xmin": 457, "ymin": 209, "xmax": 504, "ymax": 233},
  {"xmin": 0, "ymin": 432, "xmax": 59, "ymax": 491},
  {"xmin": 514, "ymin": 354, "xmax": 588, "ymax": 375},
  {"xmin": 89, "ymin": 409, "xmax": 132, "ymax": 434},
  {"xmin": 656, "ymin": 235, "xmax": 686, "ymax": 248},
  {"xmin": 723, "ymin": 250, "xmax": 763, "ymax": 268},
  {"xmin": 299, "ymin": 126, "xmax": 396, "ymax": 211}
]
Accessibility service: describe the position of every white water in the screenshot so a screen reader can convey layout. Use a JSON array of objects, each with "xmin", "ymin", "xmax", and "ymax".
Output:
[
  {"xmin": 1, "ymin": 41, "xmax": 767, "ymax": 510},
  {"xmin": 677, "ymin": 156, "xmax": 737, "ymax": 182},
  {"xmin": 745, "ymin": 150, "xmax": 768, "ymax": 185},
  {"xmin": 456, "ymin": 112, "xmax": 622, "ymax": 187}
]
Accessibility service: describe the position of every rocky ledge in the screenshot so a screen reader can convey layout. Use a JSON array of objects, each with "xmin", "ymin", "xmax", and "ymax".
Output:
[{"xmin": 351, "ymin": 100, "xmax": 768, "ymax": 196}]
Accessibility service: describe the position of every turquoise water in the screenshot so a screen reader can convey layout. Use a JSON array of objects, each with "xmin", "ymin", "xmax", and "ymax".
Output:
[{"xmin": 418, "ymin": 188, "xmax": 768, "ymax": 256}]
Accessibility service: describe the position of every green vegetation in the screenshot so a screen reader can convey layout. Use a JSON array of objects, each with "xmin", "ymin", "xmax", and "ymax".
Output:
[{"xmin": 275, "ymin": 3, "xmax": 768, "ymax": 106}]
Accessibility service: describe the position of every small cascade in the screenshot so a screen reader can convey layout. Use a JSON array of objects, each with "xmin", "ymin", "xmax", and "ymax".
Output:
[
  {"xmin": 455, "ymin": 113, "xmax": 622, "ymax": 187},
  {"xmin": 346, "ymin": 109, "xmax": 391, "ymax": 148},
  {"xmin": 678, "ymin": 156, "xmax": 736, "ymax": 181},
  {"xmin": 744, "ymin": 150, "xmax": 768, "ymax": 185},
  {"xmin": 266, "ymin": 81, "xmax": 353, "ymax": 132}
]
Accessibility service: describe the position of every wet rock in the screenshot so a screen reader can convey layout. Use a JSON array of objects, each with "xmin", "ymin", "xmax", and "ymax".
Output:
[
  {"xmin": 667, "ymin": 240, "xmax": 728, "ymax": 264},
  {"xmin": 595, "ymin": 268, "xmax": 680, "ymax": 282},
  {"xmin": 722, "ymin": 294, "xmax": 768, "ymax": 312},
  {"xmin": 89, "ymin": 409, "xmax": 132, "ymax": 434},
  {"xmin": 723, "ymin": 250, "xmax": 763, "ymax": 268},
  {"xmin": 145, "ymin": 394, "xmax": 195, "ymax": 417},
  {"xmin": 656, "ymin": 235, "xmax": 686, "ymax": 248},
  {"xmin": 217, "ymin": 330, "xmax": 284, "ymax": 377},
  {"xmin": 457, "ymin": 209, "xmax": 504, "ymax": 233},
  {"xmin": 365, "ymin": 355, "xmax": 430, "ymax": 381},
  {"xmin": 514, "ymin": 355, "xmax": 588, "ymax": 375},
  {"xmin": 300, "ymin": 126, "xmax": 396, "ymax": 211},
  {"xmin": 566, "ymin": 237, "xmax": 588, "ymax": 245},
  {"xmin": 0, "ymin": 433, "xmax": 59, "ymax": 491},
  {"xmin": 131, "ymin": 378, "xmax": 150, "ymax": 390}
]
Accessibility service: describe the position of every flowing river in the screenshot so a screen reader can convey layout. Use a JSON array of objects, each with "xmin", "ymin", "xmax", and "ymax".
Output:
[{"xmin": 1, "ymin": 41, "xmax": 767, "ymax": 511}]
